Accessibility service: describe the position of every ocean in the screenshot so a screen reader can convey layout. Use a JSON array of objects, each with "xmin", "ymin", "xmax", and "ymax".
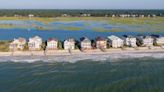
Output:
[{"xmin": 0, "ymin": 57, "xmax": 164, "ymax": 92}]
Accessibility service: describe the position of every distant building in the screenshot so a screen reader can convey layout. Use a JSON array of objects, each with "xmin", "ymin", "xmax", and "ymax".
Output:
[
  {"xmin": 95, "ymin": 37, "xmax": 107, "ymax": 49},
  {"xmin": 14, "ymin": 14, "xmax": 23, "ymax": 17},
  {"xmin": 148, "ymin": 15, "xmax": 151, "ymax": 18},
  {"xmin": 105, "ymin": 15, "xmax": 108, "ymax": 17},
  {"xmin": 152, "ymin": 14, "xmax": 156, "ymax": 18},
  {"xmin": 46, "ymin": 38, "xmax": 58, "ymax": 50},
  {"xmin": 131, "ymin": 15, "xmax": 136, "ymax": 18},
  {"xmin": 112, "ymin": 14, "xmax": 115, "ymax": 18},
  {"xmin": 140, "ymin": 15, "xmax": 145, "ymax": 18},
  {"xmin": 80, "ymin": 37, "xmax": 92, "ymax": 50},
  {"xmin": 64, "ymin": 38, "xmax": 75, "ymax": 50},
  {"xmin": 28, "ymin": 14, "xmax": 34, "ymax": 18},
  {"xmin": 155, "ymin": 36, "xmax": 164, "ymax": 46},
  {"xmin": 119, "ymin": 14, "xmax": 130, "ymax": 18},
  {"xmin": 61, "ymin": 14, "xmax": 70, "ymax": 17},
  {"xmin": 120, "ymin": 14, "xmax": 126, "ymax": 18},
  {"xmin": 81, "ymin": 14, "xmax": 91, "ymax": 17},
  {"xmin": 28, "ymin": 36, "xmax": 42, "ymax": 51},
  {"xmin": 124, "ymin": 36, "xmax": 137, "ymax": 47},
  {"xmin": 137, "ymin": 36, "xmax": 154, "ymax": 47},
  {"xmin": 108, "ymin": 35, "xmax": 124, "ymax": 48},
  {"xmin": 9, "ymin": 37, "xmax": 26, "ymax": 51},
  {"xmin": 127, "ymin": 14, "xmax": 130, "ymax": 17}
]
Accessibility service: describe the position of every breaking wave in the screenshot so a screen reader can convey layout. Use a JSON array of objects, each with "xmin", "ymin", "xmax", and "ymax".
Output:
[{"xmin": 0, "ymin": 52, "xmax": 164, "ymax": 63}]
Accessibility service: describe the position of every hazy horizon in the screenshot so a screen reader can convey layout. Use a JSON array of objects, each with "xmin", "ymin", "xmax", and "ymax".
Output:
[{"xmin": 0, "ymin": 0, "xmax": 163, "ymax": 9}]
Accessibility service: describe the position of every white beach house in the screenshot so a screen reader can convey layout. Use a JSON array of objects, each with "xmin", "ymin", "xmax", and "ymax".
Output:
[
  {"xmin": 64, "ymin": 38, "xmax": 75, "ymax": 50},
  {"xmin": 155, "ymin": 36, "xmax": 164, "ymax": 46},
  {"xmin": 124, "ymin": 36, "xmax": 137, "ymax": 47},
  {"xmin": 80, "ymin": 37, "xmax": 92, "ymax": 50},
  {"xmin": 9, "ymin": 37, "xmax": 26, "ymax": 51},
  {"xmin": 137, "ymin": 36, "xmax": 154, "ymax": 47},
  {"xmin": 28, "ymin": 36, "xmax": 42, "ymax": 50},
  {"xmin": 108, "ymin": 35, "xmax": 124, "ymax": 48},
  {"xmin": 46, "ymin": 38, "xmax": 58, "ymax": 50},
  {"xmin": 95, "ymin": 37, "xmax": 107, "ymax": 49}
]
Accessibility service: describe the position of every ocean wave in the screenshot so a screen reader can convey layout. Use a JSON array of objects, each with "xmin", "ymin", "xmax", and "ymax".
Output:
[{"xmin": 0, "ymin": 52, "xmax": 164, "ymax": 63}]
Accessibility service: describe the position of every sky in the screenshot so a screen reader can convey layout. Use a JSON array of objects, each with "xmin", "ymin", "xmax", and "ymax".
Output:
[{"xmin": 0, "ymin": 0, "xmax": 163, "ymax": 9}]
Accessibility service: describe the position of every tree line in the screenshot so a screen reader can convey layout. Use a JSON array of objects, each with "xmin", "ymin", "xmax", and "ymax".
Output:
[{"xmin": 0, "ymin": 9, "xmax": 163, "ymax": 17}]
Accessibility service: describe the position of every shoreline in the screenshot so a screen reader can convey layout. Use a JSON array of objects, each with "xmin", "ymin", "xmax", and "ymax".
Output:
[
  {"xmin": 0, "ymin": 47, "xmax": 164, "ymax": 63},
  {"xmin": 0, "ymin": 47, "xmax": 164, "ymax": 57}
]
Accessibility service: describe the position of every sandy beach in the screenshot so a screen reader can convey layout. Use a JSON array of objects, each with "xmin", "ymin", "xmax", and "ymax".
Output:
[
  {"xmin": 0, "ymin": 47, "xmax": 164, "ymax": 57},
  {"xmin": 0, "ymin": 47, "xmax": 163, "ymax": 63}
]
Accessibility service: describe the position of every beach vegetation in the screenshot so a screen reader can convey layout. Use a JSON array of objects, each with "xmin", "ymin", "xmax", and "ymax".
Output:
[
  {"xmin": 0, "ymin": 41, "xmax": 11, "ymax": 52},
  {"xmin": 136, "ymin": 40, "xmax": 142, "ymax": 47},
  {"xmin": 58, "ymin": 41, "xmax": 63, "ymax": 50},
  {"xmin": 41, "ymin": 42, "xmax": 47, "ymax": 50},
  {"xmin": 23, "ymin": 43, "xmax": 29, "ymax": 51}
]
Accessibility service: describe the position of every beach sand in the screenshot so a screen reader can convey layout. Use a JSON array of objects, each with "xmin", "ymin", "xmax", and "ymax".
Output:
[
  {"xmin": 0, "ymin": 47, "xmax": 163, "ymax": 63},
  {"xmin": 0, "ymin": 47, "xmax": 164, "ymax": 57}
]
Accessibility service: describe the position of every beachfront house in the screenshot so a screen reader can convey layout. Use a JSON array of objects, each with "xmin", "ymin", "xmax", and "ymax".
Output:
[
  {"xmin": 46, "ymin": 38, "xmax": 58, "ymax": 50},
  {"xmin": 108, "ymin": 35, "xmax": 124, "ymax": 48},
  {"xmin": 80, "ymin": 37, "xmax": 92, "ymax": 50},
  {"xmin": 123, "ymin": 35, "xmax": 137, "ymax": 47},
  {"xmin": 28, "ymin": 36, "xmax": 42, "ymax": 51},
  {"xmin": 95, "ymin": 37, "xmax": 107, "ymax": 49},
  {"xmin": 64, "ymin": 38, "xmax": 75, "ymax": 50},
  {"xmin": 9, "ymin": 37, "xmax": 26, "ymax": 51},
  {"xmin": 137, "ymin": 36, "xmax": 154, "ymax": 47},
  {"xmin": 155, "ymin": 36, "xmax": 164, "ymax": 46}
]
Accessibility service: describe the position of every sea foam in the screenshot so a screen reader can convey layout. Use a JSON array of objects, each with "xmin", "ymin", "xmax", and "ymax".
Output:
[{"xmin": 0, "ymin": 52, "xmax": 164, "ymax": 63}]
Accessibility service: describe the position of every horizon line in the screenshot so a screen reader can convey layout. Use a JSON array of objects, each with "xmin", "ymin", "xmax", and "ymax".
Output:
[{"xmin": 0, "ymin": 8, "xmax": 163, "ymax": 10}]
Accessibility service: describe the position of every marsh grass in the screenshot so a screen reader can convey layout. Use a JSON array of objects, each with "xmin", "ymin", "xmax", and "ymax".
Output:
[{"xmin": 0, "ymin": 17, "xmax": 163, "ymax": 32}]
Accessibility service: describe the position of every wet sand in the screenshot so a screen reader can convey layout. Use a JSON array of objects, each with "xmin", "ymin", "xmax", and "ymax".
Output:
[{"xmin": 0, "ymin": 47, "xmax": 163, "ymax": 63}]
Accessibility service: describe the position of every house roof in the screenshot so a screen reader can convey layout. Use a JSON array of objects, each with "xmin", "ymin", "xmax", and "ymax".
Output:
[
  {"xmin": 144, "ymin": 36, "xmax": 153, "ymax": 39},
  {"xmin": 32, "ymin": 36, "xmax": 41, "ymax": 39},
  {"xmin": 11, "ymin": 37, "xmax": 26, "ymax": 44},
  {"xmin": 65, "ymin": 38, "xmax": 75, "ymax": 42},
  {"xmin": 48, "ymin": 38, "xmax": 58, "ymax": 42},
  {"xmin": 29, "ymin": 36, "xmax": 42, "ymax": 43},
  {"xmin": 96, "ymin": 37, "xmax": 106, "ymax": 41},
  {"xmin": 123, "ymin": 35, "xmax": 136, "ymax": 39},
  {"xmin": 17, "ymin": 37, "xmax": 26, "ymax": 43},
  {"xmin": 80, "ymin": 37, "xmax": 91, "ymax": 42},
  {"xmin": 30, "ymin": 36, "xmax": 42, "ymax": 40},
  {"xmin": 108, "ymin": 35, "xmax": 123, "ymax": 41}
]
